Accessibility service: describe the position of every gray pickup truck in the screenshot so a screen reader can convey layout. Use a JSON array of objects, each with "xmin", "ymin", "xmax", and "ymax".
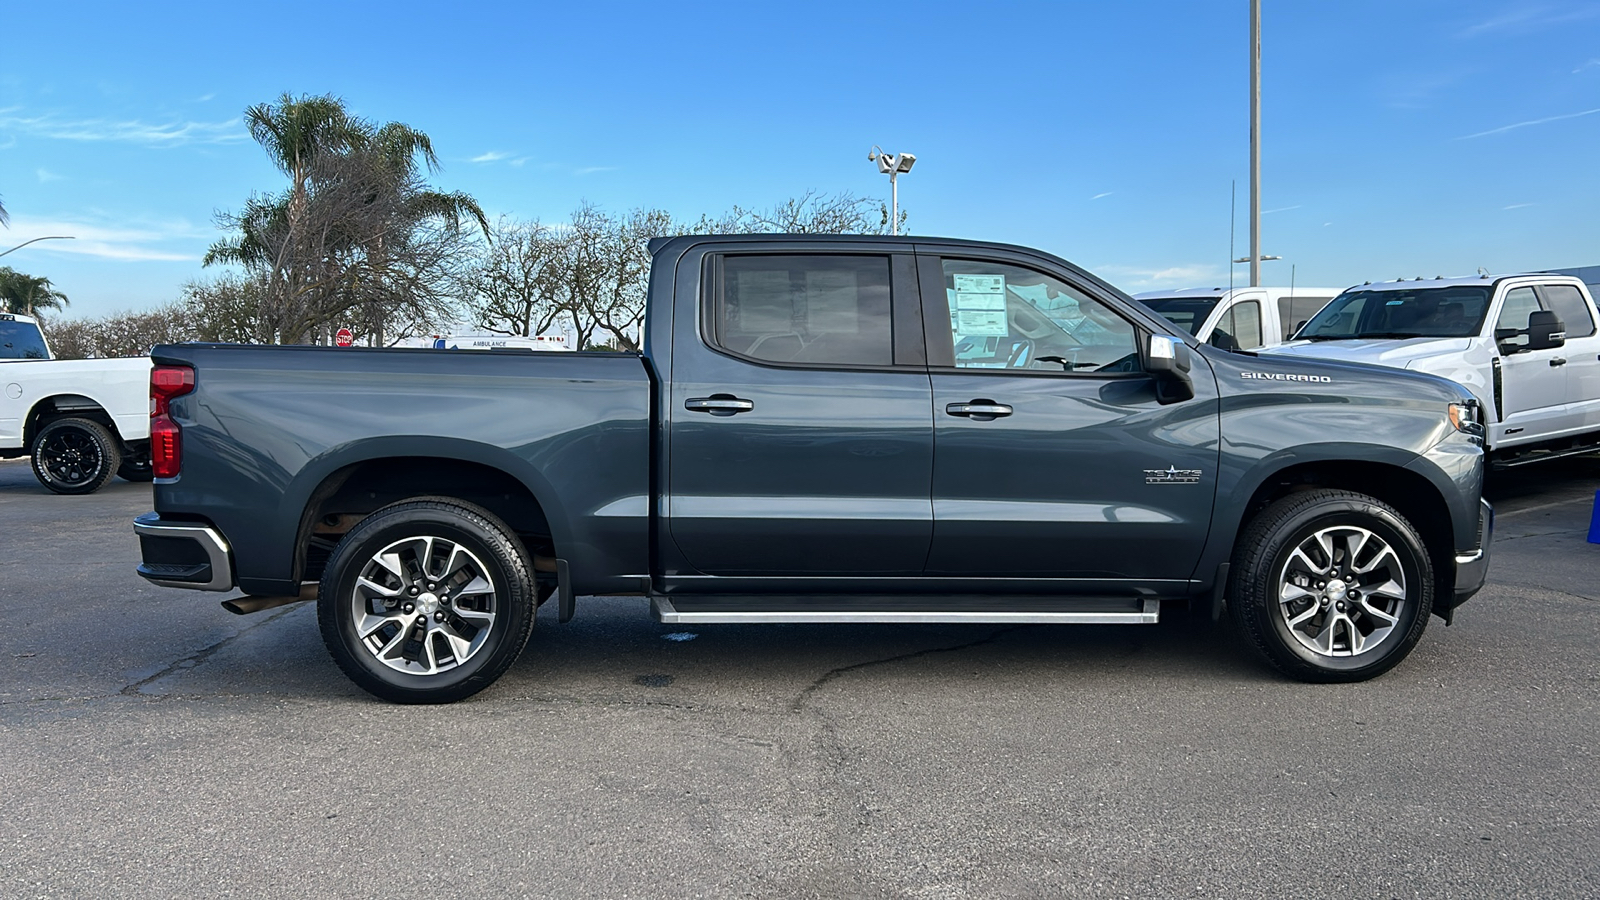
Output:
[{"xmin": 134, "ymin": 234, "xmax": 1493, "ymax": 703}]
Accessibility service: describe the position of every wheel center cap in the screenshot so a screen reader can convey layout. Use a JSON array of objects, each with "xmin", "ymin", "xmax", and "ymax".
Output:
[
  {"xmin": 1325, "ymin": 579, "xmax": 1349, "ymax": 602},
  {"xmin": 416, "ymin": 592, "xmax": 440, "ymax": 616}
]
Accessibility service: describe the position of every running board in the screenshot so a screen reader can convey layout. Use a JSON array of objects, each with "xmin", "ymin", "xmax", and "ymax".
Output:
[
  {"xmin": 1492, "ymin": 439, "xmax": 1600, "ymax": 469},
  {"xmin": 651, "ymin": 595, "xmax": 1160, "ymax": 625}
]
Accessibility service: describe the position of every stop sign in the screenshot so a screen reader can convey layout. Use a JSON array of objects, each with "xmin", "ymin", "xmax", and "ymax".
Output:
[{"xmin": 335, "ymin": 328, "xmax": 354, "ymax": 347}]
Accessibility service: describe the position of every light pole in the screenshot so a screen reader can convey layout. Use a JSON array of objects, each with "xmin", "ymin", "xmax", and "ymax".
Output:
[
  {"xmin": 0, "ymin": 235, "xmax": 76, "ymax": 259},
  {"xmin": 1249, "ymin": 0, "xmax": 1262, "ymax": 286},
  {"xmin": 868, "ymin": 146, "xmax": 916, "ymax": 235}
]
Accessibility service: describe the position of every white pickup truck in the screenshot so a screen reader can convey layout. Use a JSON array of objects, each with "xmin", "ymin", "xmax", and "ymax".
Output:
[
  {"xmin": 1262, "ymin": 274, "xmax": 1600, "ymax": 467},
  {"xmin": 1, "ymin": 312, "xmax": 153, "ymax": 493},
  {"xmin": 1134, "ymin": 286, "xmax": 1339, "ymax": 350}
]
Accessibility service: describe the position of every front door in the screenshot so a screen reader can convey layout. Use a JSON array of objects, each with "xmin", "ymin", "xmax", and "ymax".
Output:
[
  {"xmin": 667, "ymin": 249, "xmax": 933, "ymax": 578},
  {"xmin": 1495, "ymin": 285, "xmax": 1573, "ymax": 444},
  {"xmin": 920, "ymin": 253, "xmax": 1219, "ymax": 586}
]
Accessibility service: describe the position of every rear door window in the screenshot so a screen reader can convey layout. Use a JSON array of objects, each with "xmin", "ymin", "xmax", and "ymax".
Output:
[
  {"xmin": 712, "ymin": 255, "xmax": 893, "ymax": 366},
  {"xmin": 1541, "ymin": 284, "xmax": 1596, "ymax": 338},
  {"xmin": 1213, "ymin": 300, "xmax": 1263, "ymax": 350},
  {"xmin": 0, "ymin": 318, "xmax": 50, "ymax": 360},
  {"xmin": 1278, "ymin": 295, "xmax": 1332, "ymax": 340}
]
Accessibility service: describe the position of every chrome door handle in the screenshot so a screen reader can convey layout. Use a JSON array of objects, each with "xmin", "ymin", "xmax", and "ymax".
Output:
[
  {"xmin": 945, "ymin": 401, "xmax": 1013, "ymax": 419},
  {"xmin": 1550, "ymin": 357, "xmax": 1567, "ymax": 367},
  {"xmin": 685, "ymin": 395, "xmax": 755, "ymax": 416}
]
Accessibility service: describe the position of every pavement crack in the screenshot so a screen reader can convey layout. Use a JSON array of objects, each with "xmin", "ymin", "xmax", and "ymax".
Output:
[
  {"xmin": 119, "ymin": 604, "xmax": 303, "ymax": 696},
  {"xmin": 789, "ymin": 626, "xmax": 1030, "ymax": 714}
]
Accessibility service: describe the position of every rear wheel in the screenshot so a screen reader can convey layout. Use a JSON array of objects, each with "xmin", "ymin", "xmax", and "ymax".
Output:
[
  {"xmin": 318, "ymin": 499, "xmax": 536, "ymax": 703},
  {"xmin": 31, "ymin": 417, "xmax": 121, "ymax": 495},
  {"xmin": 1230, "ymin": 490, "xmax": 1432, "ymax": 682}
]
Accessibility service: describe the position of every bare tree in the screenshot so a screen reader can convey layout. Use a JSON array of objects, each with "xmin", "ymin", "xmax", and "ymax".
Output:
[
  {"xmin": 470, "ymin": 218, "xmax": 569, "ymax": 339},
  {"xmin": 683, "ymin": 190, "xmax": 904, "ymax": 236}
]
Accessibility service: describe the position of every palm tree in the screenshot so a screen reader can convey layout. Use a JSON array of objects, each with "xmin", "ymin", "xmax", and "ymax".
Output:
[
  {"xmin": 0, "ymin": 194, "xmax": 10, "ymax": 228},
  {"xmin": 0, "ymin": 266, "xmax": 70, "ymax": 316}
]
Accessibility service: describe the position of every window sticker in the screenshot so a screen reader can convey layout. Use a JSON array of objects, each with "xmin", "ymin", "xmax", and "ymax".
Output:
[{"xmin": 950, "ymin": 273, "xmax": 1009, "ymax": 337}]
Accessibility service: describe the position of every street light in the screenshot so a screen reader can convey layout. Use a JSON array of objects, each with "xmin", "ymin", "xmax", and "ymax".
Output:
[
  {"xmin": 868, "ymin": 146, "xmax": 916, "ymax": 236},
  {"xmin": 0, "ymin": 235, "xmax": 76, "ymax": 259},
  {"xmin": 1233, "ymin": 254, "xmax": 1281, "ymax": 264}
]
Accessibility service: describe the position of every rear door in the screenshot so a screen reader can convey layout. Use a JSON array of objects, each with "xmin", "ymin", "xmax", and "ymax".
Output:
[
  {"xmin": 1538, "ymin": 283, "xmax": 1600, "ymax": 434},
  {"xmin": 918, "ymin": 249, "xmax": 1219, "ymax": 587},
  {"xmin": 666, "ymin": 244, "xmax": 934, "ymax": 578}
]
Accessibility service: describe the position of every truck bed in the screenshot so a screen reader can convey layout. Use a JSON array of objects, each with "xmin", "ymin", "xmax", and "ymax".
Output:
[{"xmin": 150, "ymin": 343, "xmax": 654, "ymax": 597}]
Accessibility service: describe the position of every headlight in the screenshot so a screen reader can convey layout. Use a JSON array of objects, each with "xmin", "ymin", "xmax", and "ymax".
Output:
[{"xmin": 1448, "ymin": 400, "xmax": 1484, "ymax": 436}]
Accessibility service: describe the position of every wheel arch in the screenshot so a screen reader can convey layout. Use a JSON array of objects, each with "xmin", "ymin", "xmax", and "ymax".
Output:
[
  {"xmin": 1213, "ymin": 452, "xmax": 1458, "ymax": 615},
  {"xmin": 283, "ymin": 439, "xmax": 570, "ymax": 586},
  {"xmin": 24, "ymin": 394, "xmax": 124, "ymax": 447}
]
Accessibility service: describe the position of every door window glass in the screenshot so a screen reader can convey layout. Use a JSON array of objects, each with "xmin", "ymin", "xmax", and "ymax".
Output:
[
  {"xmin": 1278, "ymin": 295, "xmax": 1332, "ymax": 339},
  {"xmin": 715, "ymin": 255, "xmax": 892, "ymax": 366},
  {"xmin": 1542, "ymin": 285, "xmax": 1596, "ymax": 338},
  {"xmin": 1496, "ymin": 287, "xmax": 1544, "ymax": 351},
  {"xmin": 939, "ymin": 260, "xmax": 1137, "ymax": 372},
  {"xmin": 1213, "ymin": 300, "xmax": 1263, "ymax": 350},
  {"xmin": 0, "ymin": 318, "xmax": 50, "ymax": 359}
]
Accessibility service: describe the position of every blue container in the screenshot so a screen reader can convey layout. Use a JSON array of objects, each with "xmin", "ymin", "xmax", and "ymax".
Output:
[{"xmin": 1590, "ymin": 490, "xmax": 1600, "ymax": 544}]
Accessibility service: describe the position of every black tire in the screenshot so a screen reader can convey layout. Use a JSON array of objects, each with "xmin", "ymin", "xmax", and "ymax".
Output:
[
  {"xmin": 30, "ymin": 417, "xmax": 121, "ymax": 495},
  {"xmin": 1229, "ymin": 489, "xmax": 1433, "ymax": 683},
  {"xmin": 118, "ymin": 455, "xmax": 154, "ymax": 482},
  {"xmin": 318, "ymin": 499, "xmax": 537, "ymax": 704}
]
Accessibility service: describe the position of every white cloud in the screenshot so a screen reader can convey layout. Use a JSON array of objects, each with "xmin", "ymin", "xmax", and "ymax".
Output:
[
  {"xmin": 470, "ymin": 151, "xmax": 512, "ymax": 163},
  {"xmin": 1457, "ymin": 5, "xmax": 1600, "ymax": 39},
  {"xmin": 1503, "ymin": 202, "xmax": 1536, "ymax": 209},
  {"xmin": 2, "ymin": 215, "xmax": 204, "ymax": 262},
  {"xmin": 1457, "ymin": 106, "xmax": 1600, "ymax": 139},
  {"xmin": 0, "ymin": 111, "xmax": 246, "ymax": 146},
  {"xmin": 574, "ymin": 165, "xmax": 617, "ymax": 176},
  {"xmin": 1262, "ymin": 205, "xmax": 1302, "ymax": 214},
  {"xmin": 1097, "ymin": 263, "xmax": 1224, "ymax": 289},
  {"xmin": 36, "ymin": 168, "xmax": 63, "ymax": 183},
  {"xmin": 1090, "ymin": 191, "xmax": 1113, "ymax": 200},
  {"xmin": 1576, "ymin": 58, "xmax": 1600, "ymax": 74}
]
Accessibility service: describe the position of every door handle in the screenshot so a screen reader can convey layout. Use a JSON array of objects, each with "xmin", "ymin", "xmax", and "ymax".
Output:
[
  {"xmin": 945, "ymin": 400, "xmax": 1013, "ymax": 419},
  {"xmin": 1550, "ymin": 357, "xmax": 1567, "ymax": 367},
  {"xmin": 685, "ymin": 395, "xmax": 755, "ymax": 416}
]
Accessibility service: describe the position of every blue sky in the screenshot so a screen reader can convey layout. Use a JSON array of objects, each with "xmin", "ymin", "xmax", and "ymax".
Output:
[{"xmin": 3, "ymin": 0, "xmax": 1599, "ymax": 318}]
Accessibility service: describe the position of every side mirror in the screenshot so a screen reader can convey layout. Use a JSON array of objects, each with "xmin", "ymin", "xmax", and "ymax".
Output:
[
  {"xmin": 1525, "ymin": 309, "xmax": 1566, "ymax": 351},
  {"xmin": 1144, "ymin": 333, "xmax": 1194, "ymax": 404}
]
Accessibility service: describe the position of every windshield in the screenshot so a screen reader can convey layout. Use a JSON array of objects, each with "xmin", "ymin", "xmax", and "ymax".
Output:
[
  {"xmin": 1297, "ymin": 286, "xmax": 1491, "ymax": 340},
  {"xmin": 1138, "ymin": 298, "xmax": 1220, "ymax": 336},
  {"xmin": 0, "ymin": 318, "xmax": 51, "ymax": 360}
]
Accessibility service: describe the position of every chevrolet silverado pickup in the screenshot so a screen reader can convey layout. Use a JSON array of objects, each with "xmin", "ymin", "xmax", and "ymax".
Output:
[{"xmin": 133, "ymin": 234, "xmax": 1493, "ymax": 703}]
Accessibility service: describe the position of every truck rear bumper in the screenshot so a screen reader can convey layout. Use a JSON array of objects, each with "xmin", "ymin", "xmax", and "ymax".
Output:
[{"xmin": 134, "ymin": 512, "xmax": 235, "ymax": 591}]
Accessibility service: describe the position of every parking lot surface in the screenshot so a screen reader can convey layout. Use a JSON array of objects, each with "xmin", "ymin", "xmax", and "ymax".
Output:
[{"xmin": 2, "ymin": 455, "xmax": 1597, "ymax": 899}]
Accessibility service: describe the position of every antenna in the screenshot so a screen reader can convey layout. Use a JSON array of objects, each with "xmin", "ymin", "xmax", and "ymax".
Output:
[
  {"xmin": 1290, "ymin": 263, "xmax": 1296, "ymax": 298},
  {"xmin": 1228, "ymin": 180, "xmax": 1236, "ymax": 294}
]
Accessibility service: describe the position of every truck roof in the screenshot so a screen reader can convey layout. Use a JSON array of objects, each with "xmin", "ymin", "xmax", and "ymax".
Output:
[
  {"xmin": 1133, "ymin": 286, "xmax": 1340, "ymax": 300},
  {"xmin": 1344, "ymin": 273, "xmax": 1588, "ymax": 293}
]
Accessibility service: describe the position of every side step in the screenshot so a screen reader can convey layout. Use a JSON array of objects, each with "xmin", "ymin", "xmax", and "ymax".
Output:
[
  {"xmin": 1492, "ymin": 438, "xmax": 1600, "ymax": 469},
  {"xmin": 651, "ymin": 595, "xmax": 1160, "ymax": 625}
]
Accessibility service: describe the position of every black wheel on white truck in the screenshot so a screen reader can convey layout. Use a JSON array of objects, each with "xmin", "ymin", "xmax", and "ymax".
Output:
[
  {"xmin": 1229, "ymin": 489, "xmax": 1433, "ymax": 682},
  {"xmin": 30, "ymin": 417, "xmax": 121, "ymax": 495},
  {"xmin": 317, "ymin": 498, "xmax": 538, "ymax": 704}
]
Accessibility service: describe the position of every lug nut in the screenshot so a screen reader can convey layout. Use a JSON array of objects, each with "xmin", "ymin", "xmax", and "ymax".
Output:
[
  {"xmin": 1316, "ymin": 581, "xmax": 1326, "ymax": 590},
  {"xmin": 427, "ymin": 583, "xmax": 436, "ymax": 591},
  {"xmin": 435, "ymin": 611, "xmax": 446, "ymax": 622},
  {"xmin": 1336, "ymin": 601, "xmax": 1347, "ymax": 612},
  {"xmin": 409, "ymin": 586, "xmax": 419, "ymax": 595},
  {"xmin": 403, "ymin": 602, "xmax": 415, "ymax": 613}
]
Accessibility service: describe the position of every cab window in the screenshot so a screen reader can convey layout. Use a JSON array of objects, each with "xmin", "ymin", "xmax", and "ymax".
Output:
[
  {"xmin": 937, "ymin": 260, "xmax": 1137, "ymax": 372},
  {"xmin": 712, "ymin": 255, "xmax": 893, "ymax": 366}
]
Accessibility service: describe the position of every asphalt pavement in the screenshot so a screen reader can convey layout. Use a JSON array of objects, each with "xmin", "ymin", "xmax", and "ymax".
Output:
[{"xmin": 1, "ymin": 455, "xmax": 1597, "ymax": 899}]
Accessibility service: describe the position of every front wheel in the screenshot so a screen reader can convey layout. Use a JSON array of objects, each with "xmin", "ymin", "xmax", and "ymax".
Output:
[
  {"xmin": 31, "ymin": 417, "xmax": 121, "ymax": 495},
  {"xmin": 1229, "ymin": 490, "xmax": 1433, "ymax": 683},
  {"xmin": 318, "ymin": 499, "xmax": 537, "ymax": 703}
]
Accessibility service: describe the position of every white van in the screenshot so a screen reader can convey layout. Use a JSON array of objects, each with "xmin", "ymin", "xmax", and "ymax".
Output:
[{"xmin": 1134, "ymin": 287, "xmax": 1339, "ymax": 350}]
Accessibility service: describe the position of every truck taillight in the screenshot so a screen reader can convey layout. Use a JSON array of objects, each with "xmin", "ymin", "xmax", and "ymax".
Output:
[{"xmin": 150, "ymin": 365, "xmax": 195, "ymax": 479}]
